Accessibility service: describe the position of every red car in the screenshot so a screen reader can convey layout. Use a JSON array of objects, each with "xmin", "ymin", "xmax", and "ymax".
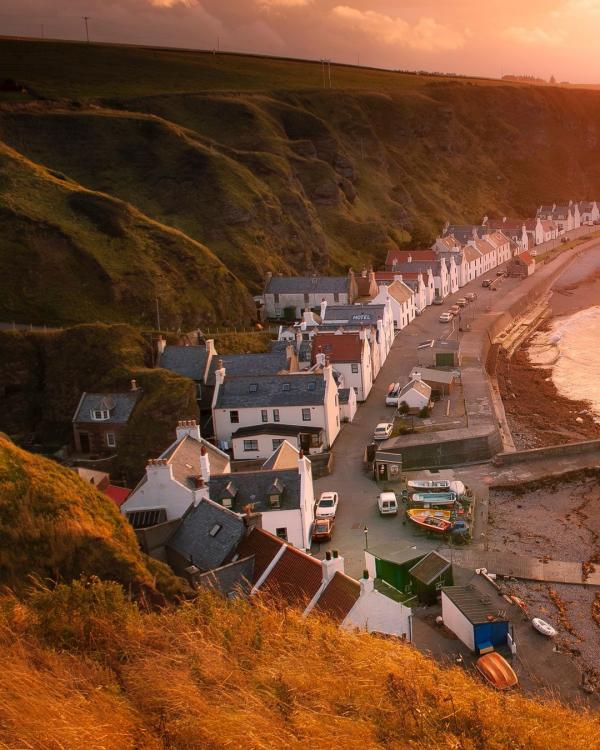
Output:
[{"xmin": 312, "ymin": 518, "xmax": 334, "ymax": 542}]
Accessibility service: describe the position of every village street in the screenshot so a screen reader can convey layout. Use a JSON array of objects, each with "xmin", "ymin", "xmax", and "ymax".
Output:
[{"xmin": 312, "ymin": 226, "xmax": 599, "ymax": 578}]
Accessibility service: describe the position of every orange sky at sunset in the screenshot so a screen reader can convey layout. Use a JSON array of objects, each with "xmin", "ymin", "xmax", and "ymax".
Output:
[{"xmin": 1, "ymin": 0, "xmax": 600, "ymax": 82}]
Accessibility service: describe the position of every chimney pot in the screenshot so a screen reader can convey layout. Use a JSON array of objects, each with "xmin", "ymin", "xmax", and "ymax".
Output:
[
  {"xmin": 333, "ymin": 550, "xmax": 339, "ymax": 559},
  {"xmin": 326, "ymin": 551, "xmax": 332, "ymax": 561},
  {"xmin": 363, "ymin": 570, "xmax": 369, "ymax": 580},
  {"xmin": 201, "ymin": 445, "xmax": 207, "ymax": 455},
  {"xmin": 130, "ymin": 379, "xmax": 137, "ymax": 391}
]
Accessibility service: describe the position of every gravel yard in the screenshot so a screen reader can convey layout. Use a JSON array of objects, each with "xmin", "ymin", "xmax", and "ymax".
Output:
[{"xmin": 488, "ymin": 476, "xmax": 600, "ymax": 687}]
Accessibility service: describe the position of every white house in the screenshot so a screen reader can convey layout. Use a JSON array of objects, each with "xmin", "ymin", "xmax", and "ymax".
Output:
[
  {"xmin": 386, "ymin": 256, "xmax": 451, "ymax": 302},
  {"xmin": 397, "ymin": 376, "xmax": 432, "ymax": 413},
  {"xmin": 338, "ymin": 386, "xmax": 358, "ymax": 423},
  {"xmin": 434, "ymin": 241, "xmax": 464, "ymax": 290},
  {"xmin": 322, "ymin": 302, "xmax": 395, "ymax": 366},
  {"xmin": 370, "ymin": 279, "xmax": 416, "ymax": 330},
  {"xmin": 212, "ymin": 364, "xmax": 341, "ymax": 450},
  {"xmin": 484, "ymin": 231, "xmax": 511, "ymax": 265},
  {"xmin": 311, "ymin": 331, "xmax": 372, "ymax": 402},
  {"xmin": 230, "ymin": 423, "xmax": 326, "ymax": 461},
  {"xmin": 378, "ymin": 270, "xmax": 432, "ymax": 310},
  {"xmin": 467, "ymin": 237, "xmax": 496, "ymax": 273},
  {"xmin": 483, "ymin": 219, "xmax": 529, "ymax": 251},
  {"xmin": 262, "ymin": 273, "xmax": 356, "ymax": 319},
  {"xmin": 577, "ymin": 201, "xmax": 599, "ymax": 225},
  {"xmin": 525, "ymin": 217, "xmax": 557, "ymax": 246},
  {"xmin": 121, "ymin": 420, "xmax": 231, "ymax": 525},
  {"xmin": 463, "ymin": 244, "xmax": 483, "ymax": 281}
]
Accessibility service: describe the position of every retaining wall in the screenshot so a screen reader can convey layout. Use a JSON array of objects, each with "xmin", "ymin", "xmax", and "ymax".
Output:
[{"xmin": 494, "ymin": 439, "xmax": 600, "ymax": 467}]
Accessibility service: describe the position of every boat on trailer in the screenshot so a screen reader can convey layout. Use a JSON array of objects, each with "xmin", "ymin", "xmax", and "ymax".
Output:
[
  {"xmin": 407, "ymin": 509, "xmax": 454, "ymax": 534},
  {"xmin": 407, "ymin": 478, "xmax": 451, "ymax": 491},
  {"xmin": 410, "ymin": 491, "xmax": 457, "ymax": 507}
]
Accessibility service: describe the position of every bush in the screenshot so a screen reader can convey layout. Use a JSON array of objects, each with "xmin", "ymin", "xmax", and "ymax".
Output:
[
  {"xmin": 398, "ymin": 400, "xmax": 409, "ymax": 415},
  {"xmin": 418, "ymin": 406, "xmax": 430, "ymax": 418}
]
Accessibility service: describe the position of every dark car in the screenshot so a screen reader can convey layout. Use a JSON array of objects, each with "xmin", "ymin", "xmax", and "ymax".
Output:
[
  {"xmin": 482, "ymin": 278, "xmax": 492, "ymax": 287},
  {"xmin": 312, "ymin": 517, "xmax": 334, "ymax": 542}
]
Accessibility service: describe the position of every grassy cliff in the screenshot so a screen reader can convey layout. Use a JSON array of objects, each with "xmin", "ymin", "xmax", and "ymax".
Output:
[{"xmin": 3, "ymin": 40, "xmax": 600, "ymax": 326}]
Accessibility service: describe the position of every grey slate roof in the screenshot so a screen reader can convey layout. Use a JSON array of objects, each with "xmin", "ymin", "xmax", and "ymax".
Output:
[
  {"xmin": 338, "ymin": 388, "xmax": 351, "ymax": 404},
  {"xmin": 386, "ymin": 261, "xmax": 442, "ymax": 276},
  {"xmin": 196, "ymin": 556, "xmax": 254, "ymax": 597},
  {"xmin": 265, "ymin": 275, "xmax": 348, "ymax": 295},
  {"xmin": 215, "ymin": 374, "xmax": 325, "ymax": 409},
  {"xmin": 166, "ymin": 498, "xmax": 245, "ymax": 573},
  {"xmin": 208, "ymin": 469, "xmax": 301, "ymax": 513},
  {"xmin": 442, "ymin": 585, "xmax": 508, "ymax": 624},
  {"xmin": 409, "ymin": 551, "xmax": 451, "ymax": 585},
  {"xmin": 443, "ymin": 225, "xmax": 487, "ymax": 243},
  {"xmin": 74, "ymin": 391, "xmax": 140, "ymax": 424},
  {"xmin": 159, "ymin": 345, "xmax": 209, "ymax": 382},
  {"xmin": 207, "ymin": 350, "xmax": 289, "ymax": 386},
  {"xmin": 323, "ymin": 304, "xmax": 385, "ymax": 325}
]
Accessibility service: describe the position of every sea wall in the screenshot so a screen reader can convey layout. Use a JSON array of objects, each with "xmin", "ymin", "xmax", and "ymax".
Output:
[{"xmin": 494, "ymin": 438, "xmax": 600, "ymax": 467}]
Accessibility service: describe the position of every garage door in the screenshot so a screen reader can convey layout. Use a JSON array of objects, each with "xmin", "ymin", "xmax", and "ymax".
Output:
[{"xmin": 436, "ymin": 353, "xmax": 454, "ymax": 367}]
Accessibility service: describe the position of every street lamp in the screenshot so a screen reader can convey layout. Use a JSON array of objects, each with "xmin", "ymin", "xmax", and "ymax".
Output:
[{"xmin": 363, "ymin": 526, "xmax": 368, "ymax": 550}]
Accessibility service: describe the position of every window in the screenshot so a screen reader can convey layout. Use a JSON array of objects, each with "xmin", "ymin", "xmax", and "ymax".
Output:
[
  {"xmin": 274, "ymin": 293, "xmax": 280, "ymax": 303},
  {"xmin": 230, "ymin": 410, "xmax": 239, "ymax": 423},
  {"xmin": 307, "ymin": 381, "xmax": 316, "ymax": 391},
  {"xmin": 351, "ymin": 363, "xmax": 359, "ymax": 373},
  {"xmin": 92, "ymin": 409, "xmax": 109, "ymax": 421},
  {"xmin": 209, "ymin": 524, "xmax": 222, "ymax": 537},
  {"xmin": 126, "ymin": 509, "xmax": 166, "ymax": 529},
  {"xmin": 304, "ymin": 293, "xmax": 309, "ymax": 303},
  {"xmin": 248, "ymin": 383, "xmax": 258, "ymax": 393},
  {"xmin": 243, "ymin": 440, "xmax": 258, "ymax": 452},
  {"xmin": 282, "ymin": 383, "xmax": 291, "ymax": 392},
  {"xmin": 273, "ymin": 409, "xmax": 280, "ymax": 422},
  {"xmin": 106, "ymin": 432, "xmax": 116, "ymax": 448},
  {"xmin": 310, "ymin": 433, "xmax": 321, "ymax": 447},
  {"xmin": 221, "ymin": 497, "xmax": 232, "ymax": 508},
  {"xmin": 272, "ymin": 439, "xmax": 283, "ymax": 450},
  {"xmin": 302, "ymin": 408, "xmax": 311, "ymax": 422},
  {"xmin": 275, "ymin": 527, "xmax": 288, "ymax": 541},
  {"xmin": 270, "ymin": 494, "xmax": 281, "ymax": 508},
  {"xmin": 261, "ymin": 409, "xmax": 268, "ymax": 423},
  {"xmin": 334, "ymin": 292, "xmax": 339, "ymax": 302}
]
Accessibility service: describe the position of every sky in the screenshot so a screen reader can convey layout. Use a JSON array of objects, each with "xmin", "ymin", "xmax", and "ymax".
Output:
[{"xmin": 2, "ymin": 0, "xmax": 600, "ymax": 82}]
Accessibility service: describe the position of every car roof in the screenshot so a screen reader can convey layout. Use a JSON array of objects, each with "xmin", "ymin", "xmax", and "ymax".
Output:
[{"xmin": 320, "ymin": 491, "xmax": 337, "ymax": 498}]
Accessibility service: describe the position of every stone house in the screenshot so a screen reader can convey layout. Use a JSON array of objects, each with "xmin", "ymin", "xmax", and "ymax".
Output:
[
  {"xmin": 72, "ymin": 381, "xmax": 141, "ymax": 455},
  {"xmin": 262, "ymin": 272, "xmax": 357, "ymax": 319}
]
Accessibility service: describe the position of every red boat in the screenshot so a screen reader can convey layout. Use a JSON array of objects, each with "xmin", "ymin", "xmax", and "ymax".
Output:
[{"xmin": 406, "ymin": 509, "xmax": 453, "ymax": 534}]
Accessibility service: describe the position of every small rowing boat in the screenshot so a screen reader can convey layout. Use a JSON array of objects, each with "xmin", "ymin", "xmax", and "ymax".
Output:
[
  {"xmin": 407, "ymin": 509, "xmax": 453, "ymax": 534},
  {"xmin": 410, "ymin": 491, "xmax": 457, "ymax": 507},
  {"xmin": 407, "ymin": 478, "xmax": 451, "ymax": 491},
  {"xmin": 532, "ymin": 618, "xmax": 557, "ymax": 638},
  {"xmin": 476, "ymin": 652, "xmax": 518, "ymax": 690}
]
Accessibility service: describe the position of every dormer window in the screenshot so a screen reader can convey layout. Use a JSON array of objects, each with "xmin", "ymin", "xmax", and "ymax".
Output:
[
  {"xmin": 91, "ymin": 409, "xmax": 110, "ymax": 421},
  {"xmin": 282, "ymin": 383, "xmax": 291, "ymax": 392},
  {"xmin": 268, "ymin": 478, "xmax": 284, "ymax": 508}
]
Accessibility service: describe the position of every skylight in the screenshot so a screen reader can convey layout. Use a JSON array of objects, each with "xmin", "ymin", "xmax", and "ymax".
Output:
[
  {"xmin": 209, "ymin": 524, "xmax": 222, "ymax": 537},
  {"xmin": 249, "ymin": 383, "xmax": 258, "ymax": 392},
  {"xmin": 282, "ymin": 383, "xmax": 291, "ymax": 391}
]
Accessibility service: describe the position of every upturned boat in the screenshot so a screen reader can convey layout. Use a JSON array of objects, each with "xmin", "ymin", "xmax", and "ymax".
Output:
[
  {"xmin": 476, "ymin": 653, "xmax": 518, "ymax": 690},
  {"xmin": 407, "ymin": 509, "xmax": 454, "ymax": 533},
  {"xmin": 532, "ymin": 618, "xmax": 557, "ymax": 638}
]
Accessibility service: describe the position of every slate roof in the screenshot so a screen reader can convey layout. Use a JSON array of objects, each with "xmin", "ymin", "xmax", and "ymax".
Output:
[
  {"xmin": 409, "ymin": 367, "xmax": 456, "ymax": 385},
  {"xmin": 338, "ymin": 388, "xmax": 351, "ymax": 405},
  {"xmin": 260, "ymin": 547, "xmax": 323, "ymax": 609},
  {"xmin": 312, "ymin": 332, "xmax": 362, "ymax": 363},
  {"xmin": 323, "ymin": 304, "xmax": 386, "ymax": 325},
  {"xmin": 208, "ymin": 468, "xmax": 301, "ymax": 513},
  {"xmin": 166, "ymin": 498, "xmax": 245, "ymax": 573},
  {"xmin": 443, "ymin": 225, "xmax": 487, "ymax": 243},
  {"xmin": 235, "ymin": 528, "xmax": 284, "ymax": 584},
  {"xmin": 73, "ymin": 391, "xmax": 141, "ymax": 424},
  {"xmin": 159, "ymin": 345, "xmax": 209, "ymax": 382},
  {"xmin": 442, "ymin": 585, "xmax": 508, "ymax": 624},
  {"xmin": 399, "ymin": 379, "xmax": 431, "ymax": 399},
  {"xmin": 409, "ymin": 551, "xmax": 451, "ymax": 586},
  {"xmin": 432, "ymin": 338, "xmax": 459, "ymax": 351},
  {"xmin": 196, "ymin": 556, "xmax": 254, "ymax": 597},
  {"xmin": 312, "ymin": 571, "xmax": 360, "ymax": 622},
  {"xmin": 384, "ymin": 260, "xmax": 442, "ymax": 276},
  {"xmin": 214, "ymin": 374, "xmax": 326, "ymax": 409},
  {"xmin": 207, "ymin": 350, "xmax": 290, "ymax": 386},
  {"xmin": 265, "ymin": 276, "xmax": 349, "ymax": 295}
]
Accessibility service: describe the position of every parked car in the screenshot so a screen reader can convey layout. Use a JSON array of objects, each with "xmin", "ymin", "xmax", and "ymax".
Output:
[
  {"xmin": 561, "ymin": 236, "xmax": 568, "ymax": 243},
  {"xmin": 465, "ymin": 292, "xmax": 477, "ymax": 302},
  {"xmin": 378, "ymin": 492, "xmax": 398, "ymax": 515},
  {"xmin": 456, "ymin": 298, "xmax": 467, "ymax": 307},
  {"xmin": 439, "ymin": 312, "xmax": 453, "ymax": 323},
  {"xmin": 449, "ymin": 305, "xmax": 460, "ymax": 315},
  {"xmin": 373, "ymin": 422, "xmax": 394, "ymax": 441},
  {"xmin": 432, "ymin": 298, "xmax": 443, "ymax": 305},
  {"xmin": 496, "ymin": 269, "xmax": 505, "ymax": 276},
  {"xmin": 386, "ymin": 383, "xmax": 401, "ymax": 406},
  {"xmin": 530, "ymin": 249, "xmax": 538, "ymax": 257},
  {"xmin": 315, "ymin": 491, "xmax": 339, "ymax": 519},
  {"xmin": 312, "ymin": 517, "xmax": 334, "ymax": 542},
  {"xmin": 482, "ymin": 278, "xmax": 492, "ymax": 287}
]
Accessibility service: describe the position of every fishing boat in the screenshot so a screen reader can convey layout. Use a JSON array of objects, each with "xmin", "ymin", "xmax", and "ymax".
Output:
[
  {"xmin": 532, "ymin": 618, "xmax": 557, "ymax": 638},
  {"xmin": 410, "ymin": 491, "xmax": 457, "ymax": 507},
  {"xmin": 407, "ymin": 509, "xmax": 454, "ymax": 534},
  {"xmin": 407, "ymin": 478, "xmax": 451, "ymax": 491},
  {"xmin": 475, "ymin": 652, "xmax": 518, "ymax": 690}
]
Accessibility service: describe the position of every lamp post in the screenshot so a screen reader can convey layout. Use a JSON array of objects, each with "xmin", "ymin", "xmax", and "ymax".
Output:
[{"xmin": 363, "ymin": 526, "xmax": 368, "ymax": 550}]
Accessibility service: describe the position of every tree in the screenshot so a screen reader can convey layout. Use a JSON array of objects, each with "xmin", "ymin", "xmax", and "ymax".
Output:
[{"xmin": 398, "ymin": 400, "xmax": 409, "ymax": 415}]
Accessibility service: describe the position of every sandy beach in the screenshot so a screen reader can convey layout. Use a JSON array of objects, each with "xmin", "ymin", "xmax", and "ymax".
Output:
[{"xmin": 497, "ymin": 246, "xmax": 600, "ymax": 449}]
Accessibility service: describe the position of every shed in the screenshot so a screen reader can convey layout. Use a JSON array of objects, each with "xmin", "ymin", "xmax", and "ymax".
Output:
[
  {"xmin": 397, "ymin": 377, "xmax": 432, "ymax": 413},
  {"xmin": 408, "ymin": 551, "xmax": 453, "ymax": 604},
  {"xmin": 441, "ymin": 585, "xmax": 509, "ymax": 654},
  {"xmin": 374, "ymin": 450, "xmax": 402, "ymax": 483},
  {"xmin": 365, "ymin": 548, "xmax": 424, "ymax": 598},
  {"xmin": 417, "ymin": 339, "xmax": 461, "ymax": 368},
  {"xmin": 409, "ymin": 367, "xmax": 457, "ymax": 396}
]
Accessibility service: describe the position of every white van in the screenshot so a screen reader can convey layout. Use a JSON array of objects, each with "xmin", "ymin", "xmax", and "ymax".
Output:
[{"xmin": 378, "ymin": 492, "xmax": 398, "ymax": 515}]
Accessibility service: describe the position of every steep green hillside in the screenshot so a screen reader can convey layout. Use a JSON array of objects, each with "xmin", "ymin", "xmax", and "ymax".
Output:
[{"xmin": 3, "ymin": 39, "xmax": 600, "ymax": 326}]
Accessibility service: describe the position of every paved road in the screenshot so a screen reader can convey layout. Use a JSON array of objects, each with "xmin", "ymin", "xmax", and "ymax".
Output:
[{"xmin": 312, "ymin": 228, "xmax": 599, "ymax": 578}]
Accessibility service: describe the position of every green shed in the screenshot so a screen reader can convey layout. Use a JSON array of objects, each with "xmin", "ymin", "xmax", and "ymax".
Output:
[{"xmin": 409, "ymin": 551, "xmax": 453, "ymax": 605}]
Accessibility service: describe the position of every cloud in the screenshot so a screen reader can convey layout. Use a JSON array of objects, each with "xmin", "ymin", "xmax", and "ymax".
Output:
[
  {"xmin": 331, "ymin": 6, "xmax": 465, "ymax": 52},
  {"xmin": 149, "ymin": 0, "xmax": 196, "ymax": 7},
  {"xmin": 503, "ymin": 24, "xmax": 564, "ymax": 46},
  {"xmin": 256, "ymin": 0, "xmax": 312, "ymax": 8}
]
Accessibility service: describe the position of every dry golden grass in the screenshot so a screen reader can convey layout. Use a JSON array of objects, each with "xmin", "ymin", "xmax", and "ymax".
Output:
[{"xmin": 0, "ymin": 585, "xmax": 598, "ymax": 750}]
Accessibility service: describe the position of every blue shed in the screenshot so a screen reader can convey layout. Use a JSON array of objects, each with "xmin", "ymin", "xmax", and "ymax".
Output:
[{"xmin": 441, "ymin": 585, "xmax": 509, "ymax": 654}]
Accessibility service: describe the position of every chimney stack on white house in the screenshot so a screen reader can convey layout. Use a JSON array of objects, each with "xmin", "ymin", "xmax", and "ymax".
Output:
[
  {"xmin": 320, "ymin": 297, "xmax": 328, "ymax": 320},
  {"xmin": 176, "ymin": 419, "xmax": 201, "ymax": 442},
  {"xmin": 130, "ymin": 379, "xmax": 138, "ymax": 392},
  {"xmin": 360, "ymin": 569, "xmax": 374, "ymax": 596},
  {"xmin": 200, "ymin": 444, "xmax": 211, "ymax": 484},
  {"xmin": 321, "ymin": 549, "xmax": 345, "ymax": 583},
  {"xmin": 145, "ymin": 457, "xmax": 173, "ymax": 482},
  {"xmin": 212, "ymin": 360, "xmax": 226, "ymax": 409},
  {"xmin": 315, "ymin": 345, "xmax": 326, "ymax": 368}
]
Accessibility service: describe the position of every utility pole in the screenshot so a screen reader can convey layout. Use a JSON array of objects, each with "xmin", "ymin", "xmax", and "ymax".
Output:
[
  {"xmin": 327, "ymin": 59, "xmax": 332, "ymax": 89},
  {"xmin": 82, "ymin": 16, "xmax": 90, "ymax": 43},
  {"xmin": 320, "ymin": 59, "xmax": 326, "ymax": 89},
  {"xmin": 155, "ymin": 297, "xmax": 161, "ymax": 332}
]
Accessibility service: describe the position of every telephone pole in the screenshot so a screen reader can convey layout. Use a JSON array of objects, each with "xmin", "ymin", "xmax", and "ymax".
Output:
[{"xmin": 82, "ymin": 16, "xmax": 90, "ymax": 43}]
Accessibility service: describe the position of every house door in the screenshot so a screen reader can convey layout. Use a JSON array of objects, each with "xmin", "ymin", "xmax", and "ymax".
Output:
[{"xmin": 79, "ymin": 432, "xmax": 90, "ymax": 453}]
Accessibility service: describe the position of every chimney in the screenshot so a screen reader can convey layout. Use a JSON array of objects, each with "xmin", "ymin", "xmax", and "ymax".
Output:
[
  {"xmin": 320, "ymin": 298, "xmax": 328, "ymax": 320},
  {"xmin": 212, "ymin": 360, "xmax": 226, "ymax": 409},
  {"xmin": 392, "ymin": 258, "xmax": 398, "ymax": 271},
  {"xmin": 130, "ymin": 379, "xmax": 138, "ymax": 392},
  {"xmin": 176, "ymin": 419, "xmax": 201, "ymax": 442},
  {"xmin": 361, "ymin": 267, "xmax": 367, "ymax": 278},
  {"xmin": 200, "ymin": 444, "xmax": 211, "ymax": 483},
  {"xmin": 321, "ymin": 549, "xmax": 345, "ymax": 582},
  {"xmin": 315, "ymin": 345, "xmax": 326, "ymax": 368},
  {"xmin": 407, "ymin": 254, "xmax": 412, "ymax": 263},
  {"xmin": 360, "ymin": 569, "xmax": 374, "ymax": 596},
  {"xmin": 145, "ymin": 457, "xmax": 173, "ymax": 482},
  {"xmin": 205, "ymin": 338, "xmax": 217, "ymax": 360},
  {"xmin": 242, "ymin": 508, "xmax": 263, "ymax": 536}
]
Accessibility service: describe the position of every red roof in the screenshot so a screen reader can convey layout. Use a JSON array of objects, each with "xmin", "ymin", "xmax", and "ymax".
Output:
[
  {"xmin": 312, "ymin": 332, "xmax": 362, "ymax": 364},
  {"xmin": 103, "ymin": 485, "xmax": 131, "ymax": 508},
  {"xmin": 519, "ymin": 251, "xmax": 535, "ymax": 265},
  {"xmin": 261, "ymin": 547, "xmax": 323, "ymax": 609},
  {"xmin": 386, "ymin": 249, "xmax": 436, "ymax": 266},
  {"xmin": 236, "ymin": 528, "xmax": 284, "ymax": 584},
  {"xmin": 312, "ymin": 571, "xmax": 360, "ymax": 622}
]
